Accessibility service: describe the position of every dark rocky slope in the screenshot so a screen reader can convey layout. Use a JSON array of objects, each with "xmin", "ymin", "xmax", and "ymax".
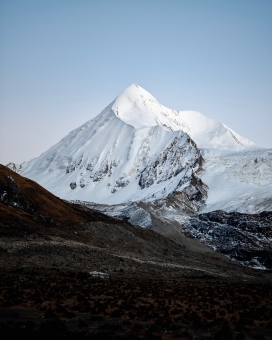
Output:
[{"xmin": 181, "ymin": 210, "xmax": 272, "ymax": 270}]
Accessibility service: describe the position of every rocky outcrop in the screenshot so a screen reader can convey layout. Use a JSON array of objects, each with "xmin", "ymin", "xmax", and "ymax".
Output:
[
  {"xmin": 139, "ymin": 136, "xmax": 200, "ymax": 189},
  {"xmin": 77, "ymin": 201, "xmax": 153, "ymax": 229}
]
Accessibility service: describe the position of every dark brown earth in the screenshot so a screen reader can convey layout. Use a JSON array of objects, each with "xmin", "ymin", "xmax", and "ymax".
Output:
[
  {"xmin": 0, "ymin": 165, "xmax": 272, "ymax": 339},
  {"xmin": 1, "ymin": 271, "xmax": 272, "ymax": 339}
]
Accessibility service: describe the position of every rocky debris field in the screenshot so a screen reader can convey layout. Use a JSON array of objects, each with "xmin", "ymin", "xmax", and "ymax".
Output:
[{"xmin": 181, "ymin": 211, "xmax": 272, "ymax": 270}]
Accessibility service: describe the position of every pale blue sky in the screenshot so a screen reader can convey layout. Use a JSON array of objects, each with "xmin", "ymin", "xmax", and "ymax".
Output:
[{"xmin": 0, "ymin": 0, "xmax": 271, "ymax": 164}]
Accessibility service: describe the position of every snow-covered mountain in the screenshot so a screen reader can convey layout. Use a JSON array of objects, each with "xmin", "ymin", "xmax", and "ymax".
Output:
[
  {"xmin": 7, "ymin": 84, "xmax": 271, "ymax": 214},
  {"xmin": 6, "ymin": 83, "xmax": 272, "ymax": 270},
  {"xmin": 8, "ymin": 85, "xmax": 203, "ymax": 205}
]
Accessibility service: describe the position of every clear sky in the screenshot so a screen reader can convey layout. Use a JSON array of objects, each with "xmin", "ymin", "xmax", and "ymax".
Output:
[{"xmin": 0, "ymin": 0, "xmax": 271, "ymax": 164}]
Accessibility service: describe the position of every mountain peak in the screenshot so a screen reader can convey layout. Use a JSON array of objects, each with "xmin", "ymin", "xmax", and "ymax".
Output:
[
  {"xmin": 114, "ymin": 84, "xmax": 158, "ymax": 104},
  {"xmin": 110, "ymin": 84, "xmax": 256, "ymax": 150},
  {"xmin": 111, "ymin": 84, "xmax": 160, "ymax": 129}
]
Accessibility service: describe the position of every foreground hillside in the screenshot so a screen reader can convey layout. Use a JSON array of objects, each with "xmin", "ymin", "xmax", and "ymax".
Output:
[
  {"xmin": 0, "ymin": 164, "xmax": 119, "ymax": 228},
  {"xmin": 1, "ymin": 165, "xmax": 272, "ymax": 339},
  {"xmin": 0, "ymin": 164, "xmax": 255, "ymax": 278}
]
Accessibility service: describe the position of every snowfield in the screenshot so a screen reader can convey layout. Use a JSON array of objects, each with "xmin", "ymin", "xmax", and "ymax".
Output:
[{"xmin": 200, "ymin": 148, "xmax": 272, "ymax": 214}]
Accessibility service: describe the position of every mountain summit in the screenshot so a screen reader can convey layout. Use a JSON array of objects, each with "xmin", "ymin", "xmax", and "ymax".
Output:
[
  {"xmin": 8, "ymin": 84, "xmax": 265, "ymax": 210},
  {"xmin": 112, "ymin": 84, "xmax": 255, "ymax": 149}
]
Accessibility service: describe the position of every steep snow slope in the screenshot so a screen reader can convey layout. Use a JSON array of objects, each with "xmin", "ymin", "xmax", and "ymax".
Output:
[{"xmin": 179, "ymin": 111, "xmax": 255, "ymax": 149}]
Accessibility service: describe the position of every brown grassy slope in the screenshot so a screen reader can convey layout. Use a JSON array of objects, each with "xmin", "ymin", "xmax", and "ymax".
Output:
[{"xmin": 0, "ymin": 164, "xmax": 121, "ymax": 227}]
